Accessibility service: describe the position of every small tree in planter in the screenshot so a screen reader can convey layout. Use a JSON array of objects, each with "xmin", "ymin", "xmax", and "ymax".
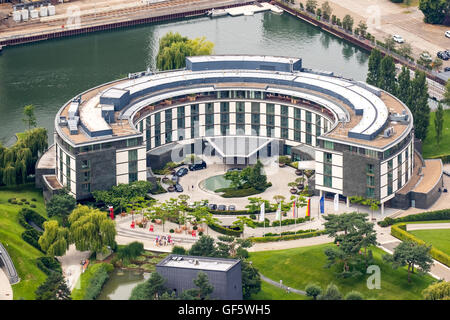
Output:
[
  {"xmin": 288, "ymin": 182, "xmax": 298, "ymax": 194},
  {"xmin": 299, "ymin": 2, "xmax": 304, "ymax": 10},
  {"xmin": 278, "ymin": 155, "xmax": 291, "ymax": 167},
  {"xmin": 295, "ymin": 177, "xmax": 305, "ymax": 190},
  {"xmin": 167, "ymin": 180, "xmax": 176, "ymax": 192}
]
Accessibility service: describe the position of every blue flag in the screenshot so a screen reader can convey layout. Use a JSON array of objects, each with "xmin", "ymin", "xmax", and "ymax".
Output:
[{"xmin": 320, "ymin": 196, "xmax": 325, "ymax": 214}]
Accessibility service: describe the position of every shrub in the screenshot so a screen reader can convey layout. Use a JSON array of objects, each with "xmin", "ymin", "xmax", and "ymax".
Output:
[
  {"xmin": 199, "ymin": 231, "xmax": 203, "ymax": 236},
  {"xmin": 208, "ymin": 223, "xmax": 242, "ymax": 237},
  {"xmin": 391, "ymin": 224, "xmax": 450, "ymax": 267},
  {"xmin": 30, "ymin": 204, "xmax": 36, "ymax": 208},
  {"xmin": 31, "ymin": 198, "xmax": 37, "ymax": 202},
  {"xmin": 21, "ymin": 198, "xmax": 27, "ymax": 202},
  {"xmin": 250, "ymin": 230, "xmax": 326, "ymax": 243},
  {"xmin": 169, "ymin": 229, "xmax": 174, "ymax": 233},
  {"xmin": 249, "ymin": 214, "xmax": 257, "ymax": 220},
  {"xmin": 379, "ymin": 209, "xmax": 450, "ymax": 226},
  {"xmin": 172, "ymin": 245, "xmax": 187, "ymax": 255},
  {"xmin": 83, "ymin": 263, "xmax": 114, "ymax": 300},
  {"xmin": 22, "ymin": 229, "xmax": 42, "ymax": 251},
  {"xmin": 345, "ymin": 291, "xmax": 364, "ymax": 300},
  {"xmin": 8, "ymin": 198, "xmax": 15, "ymax": 203},
  {"xmin": 36, "ymin": 257, "xmax": 62, "ymax": 275}
]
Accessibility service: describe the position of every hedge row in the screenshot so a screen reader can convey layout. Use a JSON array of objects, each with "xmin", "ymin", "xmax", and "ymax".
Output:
[
  {"xmin": 72, "ymin": 263, "xmax": 114, "ymax": 300},
  {"xmin": 36, "ymin": 257, "xmax": 62, "ymax": 276},
  {"xmin": 208, "ymin": 223, "xmax": 242, "ymax": 237},
  {"xmin": 209, "ymin": 208, "xmax": 276, "ymax": 215},
  {"xmin": 17, "ymin": 208, "xmax": 47, "ymax": 252},
  {"xmin": 263, "ymin": 229, "xmax": 317, "ymax": 237},
  {"xmin": 379, "ymin": 209, "xmax": 450, "ymax": 227},
  {"xmin": 390, "ymin": 224, "xmax": 450, "ymax": 267},
  {"xmin": 249, "ymin": 230, "xmax": 327, "ymax": 243}
]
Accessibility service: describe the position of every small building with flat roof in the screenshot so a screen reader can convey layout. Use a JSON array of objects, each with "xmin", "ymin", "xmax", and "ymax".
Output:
[{"xmin": 156, "ymin": 254, "xmax": 243, "ymax": 300}]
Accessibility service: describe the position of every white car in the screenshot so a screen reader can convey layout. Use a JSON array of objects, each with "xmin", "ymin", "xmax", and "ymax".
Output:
[
  {"xmin": 445, "ymin": 30, "xmax": 450, "ymax": 38},
  {"xmin": 392, "ymin": 35, "xmax": 404, "ymax": 43},
  {"xmin": 420, "ymin": 52, "xmax": 432, "ymax": 62}
]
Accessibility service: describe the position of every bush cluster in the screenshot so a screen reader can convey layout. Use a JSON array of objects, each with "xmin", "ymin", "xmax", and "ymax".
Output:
[
  {"xmin": 83, "ymin": 263, "xmax": 114, "ymax": 300},
  {"xmin": 250, "ymin": 230, "xmax": 327, "ymax": 243},
  {"xmin": 208, "ymin": 223, "xmax": 242, "ymax": 237},
  {"xmin": 36, "ymin": 257, "xmax": 62, "ymax": 275},
  {"xmin": 17, "ymin": 208, "xmax": 47, "ymax": 251},
  {"xmin": 379, "ymin": 209, "xmax": 450, "ymax": 227}
]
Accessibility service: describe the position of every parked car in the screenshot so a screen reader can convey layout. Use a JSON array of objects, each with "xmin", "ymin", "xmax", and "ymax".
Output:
[
  {"xmin": 174, "ymin": 184, "xmax": 183, "ymax": 192},
  {"xmin": 445, "ymin": 67, "xmax": 450, "ymax": 72},
  {"xmin": 208, "ymin": 203, "xmax": 217, "ymax": 210},
  {"xmin": 176, "ymin": 167, "xmax": 188, "ymax": 177},
  {"xmin": 420, "ymin": 52, "xmax": 432, "ymax": 62},
  {"xmin": 217, "ymin": 205, "xmax": 227, "ymax": 211},
  {"xmin": 437, "ymin": 51, "xmax": 449, "ymax": 60},
  {"xmin": 171, "ymin": 175, "xmax": 179, "ymax": 183},
  {"xmin": 188, "ymin": 161, "xmax": 207, "ymax": 171},
  {"xmin": 227, "ymin": 167, "xmax": 243, "ymax": 172},
  {"xmin": 392, "ymin": 35, "xmax": 404, "ymax": 43},
  {"xmin": 445, "ymin": 30, "xmax": 450, "ymax": 38},
  {"xmin": 227, "ymin": 205, "xmax": 236, "ymax": 211}
]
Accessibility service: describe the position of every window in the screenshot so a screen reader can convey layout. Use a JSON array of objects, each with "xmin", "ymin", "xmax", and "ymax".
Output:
[
  {"xmin": 365, "ymin": 149, "xmax": 378, "ymax": 158},
  {"xmin": 128, "ymin": 149, "xmax": 138, "ymax": 161},
  {"xmin": 165, "ymin": 110, "xmax": 172, "ymax": 131},
  {"xmin": 221, "ymin": 113, "xmax": 229, "ymax": 124},
  {"xmin": 236, "ymin": 102, "xmax": 245, "ymax": 113},
  {"xmin": 266, "ymin": 103, "xmax": 275, "ymax": 114},
  {"xmin": 251, "ymin": 125, "xmax": 260, "ymax": 135},
  {"xmin": 81, "ymin": 160, "xmax": 90, "ymax": 169},
  {"xmin": 251, "ymin": 102, "xmax": 260, "ymax": 113},
  {"xmin": 366, "ymin": 187, "xmax": 375, "ymax": 198},
  {"xmin": 294, "ymin": 119, "xmax": 301, "ymax": 130},
  {"xmin": 281, "ymin": 128, "xmax": 288, "ymax": 139},
  {"xmin": 306, "ymin": 133, "xmax": 312, "ymax": 145},
  {"xmin": 325, "ymin": 152, "xmax": 332, "ymax": 164},
  {"xmin": 81, "ymin": 183, "xmax": 91, "ymax": 192},
  {"xmin": 324, "ymin": 141, "xmax": 334, "ymax": 150},
  {"xmin": 236, "ymin": 113, "xmax": 245, "ymax": 124},
  {"xmin": 166, "ymin": 131, "xmax": 172, "ymax": 143},
  {"xmin": 294, "ymin": 131, "xmax": 301, "ymax": 142},
  {"xmin": 220, "ymin": 102, "xmax": 229, "ymax": 113},
  {"xmin": 83, "ymin": 171, "xmax": 90, "ymax": 182},
  {"xmin": 367, "ymin": 163, "xmax": 374, "ymax": 174},
  {"xmin": 220, "ymin": 125, "xmax": 229, "ymax": 135},
  {"xmin": 294, "ymin": 108, "xmax": 301, "ymax": 119},
  {"xmin": 191, "ymin": 104, "xmax": 199, "ymax": 115},
  {"xmin": 281, "ymin": 105, "xmax": 288, "ymax": 115},
  {"xmin": 281, "ymin": 116, "xmax": 288, "ymax": 127},
  {"xmin": 127, "ymin": 138, "xmax": 138, "ymax": 147},
  {"xmin": 306, "ymin": 111, "xmax": 312, "ymax": 123},
  {"xmin": 367, "ymin": 175, "xmax": 375, "ymax": 186},
  {"xmin": 251, "ymin": 113, "xmax": 260, "ymax": 124},
  {"xmin": 205, "ymin": 114, "xmax": 214, "ymax": 125},
  {"xmin": 206, "ymin": 103, "xmax": 214, "ymax": 113},
  {"xmin": 267, "ymin": 115, "xmax": 275, "ymax": 126},
  {"xmin": 324, "ymin": 175, "xmax": 332, "ymax": 188},
  {"xmin": 306, "ymin": 123, "xmax": 312, "ymax": 134},
  {"xmin": 129, "ymin": 172, "xmax": 138, "ymax": 183},
  {"xmin": 324, "ymin": 163, "xmax": 332, "ymax": 176},
  {"xmin": 267, "ymin": 126, "xmax": 274, "ymax": 137}
]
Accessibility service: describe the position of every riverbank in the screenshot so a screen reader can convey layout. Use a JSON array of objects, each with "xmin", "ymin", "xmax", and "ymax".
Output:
[{"xmin": 0, "ymin": 0, "xmax": 261, "ymax": 46}]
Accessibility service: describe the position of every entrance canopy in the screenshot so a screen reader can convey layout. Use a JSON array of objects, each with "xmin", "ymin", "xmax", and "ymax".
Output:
[{"xmin": 204, "ymin": 136, "xmax": 275, "ymax": 159}]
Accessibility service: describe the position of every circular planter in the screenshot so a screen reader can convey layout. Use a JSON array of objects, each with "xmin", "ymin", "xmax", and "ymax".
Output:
[
  {"xmin": 168, "ymin": 186, "xmax": 175, "ymax": 192},
  {"xmin": 297, "ymin": 184, "xmax": 304, "ymax": 189},
  {"xmin": 295, "ymin": 169, "xmax": 303, "ymax": 176},
  {"xmin": 279, "ymin": 163, "xmax": 286, "ymax": 168},
  {"xmin": 162, "ymin": 177, "xmax": 169, "ymax": 184},
  {"xmin": 290, "ymin": 188, "xmax": 298, "ymax": 194}
]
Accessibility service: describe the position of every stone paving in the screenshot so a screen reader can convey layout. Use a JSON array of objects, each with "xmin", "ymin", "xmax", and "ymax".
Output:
[
  {"xmin": 0, "ymin": 268, "xmax": 13, "ymax": 300},
  {"xmin": 57, "ymin": 245, "xmax": 91, "ymax": 291}
]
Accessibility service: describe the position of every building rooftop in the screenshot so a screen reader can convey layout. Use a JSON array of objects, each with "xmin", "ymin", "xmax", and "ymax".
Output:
[{"xmin": 157, "ymin": 254, "xmax": 240, "ymax": 272}]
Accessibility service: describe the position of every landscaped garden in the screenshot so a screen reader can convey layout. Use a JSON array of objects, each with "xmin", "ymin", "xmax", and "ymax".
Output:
[
  {"xmin": 248, "ymin": 243, "xmax": 436, "ymax": 300},
  {"xmin": 409, "ymin": 229, "xmax": 450, "ymax": 256},
  {"xmin": 422, "ymin": 109, "xmax": 450, "ymax": 160},
  {"xmin": 0, "ymin": 184, "xmax": 48, "ymax": 300},
  {"xmin": 248, "ymin": 281, "xmax": 309, "ymax": 300}
]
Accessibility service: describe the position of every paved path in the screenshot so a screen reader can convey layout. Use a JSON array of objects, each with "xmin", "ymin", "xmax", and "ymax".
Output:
[
  {"xmin": 406, "ymin": 223, "xmax": 450, "ymax": 231},
  {"xmin": 57, "ymin": 245, "xmax": 91, "ymax": 291},
  {"xmin": 0, "ymin": 268, "xmax": 13, "ymax": 300},
  {"xmin": 259, "ymin": 272, "xmax": 306, "ymax": 296}
]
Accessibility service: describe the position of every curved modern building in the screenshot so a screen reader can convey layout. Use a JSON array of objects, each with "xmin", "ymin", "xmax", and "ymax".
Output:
[{"xmin": 36, "ymin": 55, "xmax": 443, "ymax": 210}]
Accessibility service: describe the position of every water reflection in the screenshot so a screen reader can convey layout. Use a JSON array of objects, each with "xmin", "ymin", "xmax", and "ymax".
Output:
[{"xmin": 97, "ymin": 269, "xmax": 150, "ymax": 300}]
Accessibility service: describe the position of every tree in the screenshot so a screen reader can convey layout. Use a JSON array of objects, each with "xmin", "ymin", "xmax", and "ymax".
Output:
[
  {"xmin": 35, "ymin": 272, "xmax": 71, "ymax": 300},
  {"xmin": 383, "ymin": 35, "xmax": 397, "ymax": 51},
  {"xmin": 305, "ymin": 0, "xmax": 317, "ymax": 13},
  {"xmin": 357, "ymin": 21, "xmax": 367, "ymax": 37},
  {"xmin": 22, "ymin": 104, "xmax": 37, "ymax": 130},
  {"xmin": 231, "ymin": 216, "xmax": 255, "ymax": 239},
  {"xmin": 189, "ymin": 235, "xmax": 218, "ymax": 257},
  {"xmin": 378, "ymin": 55, "xmax": 397, "ymax": 94},
  {"xmin": 444, "ymin": 79, "xmax": 450, "ymax": 104},
  {"xmin": 345, "ymin": 290, "xmax": 364, "ymax": 300},
  {"xmin": 323, "ymin": 212, "xmax": 377, "ymax": 276},
  {"xmin": 318, "ymin": 283, "xmax": 342, "ymax": 300},
  {"xmin": 130, "ymin": 271, "xmax": 168, "ymax": 300},
  {"xmin": 241, "ymin": 260, "xmax": 261, "ymax": 299},
  {"xmin": 410, "ymin": 71, "xmax": 430, "ymax": 141},
  {"xmin": 396, "ymin": 66, "xmax": 411, "ymax": 106},
  {"xmin": 216, "ymin": 235, "xmax": 252, "ymax": 259},
  {"xmin": 422, "ymin": 281, "xmax": 450, "ymax": 300},
  {"xmin": 435, "ymin": 102, "xmax": 444, "ymax": 145},
  {"xmin": 156, "ymin": 32, "xmax": 214, "ymax": 71},
  {"xmin": 68, "ymin": 205, "xmax": 116, "ymax": 256},
  {"xmin": 38, "ymin": 220, "xmax": 70, "ymax": 257},
  {"xmin": 180, "ymin": 272, "xmax": 214, "ymax": 300},
  {"xmin": 383, "ymin": 241, "xmax": 433, "ymax": 283},
  {"xmin": 367, "ymin": 49, "xmax": 382, "ymax": 86},
  {"xmin": 321, "ymin": 1, "xmax": 332, "ymax": 20},
  {"xmin": 398, "ymin": 42, "xmax": 412, "ymax": 58},
  {"xmin": 117, "ymin": 241, "xmax": 144, "ymax": 264},
  {"xmin": 46, "ymin": 188, "xmax": 76, "ymax": 225},
  {"xmin": 432, "ymin": 57, "xmax": 443, "ymax": 71},
  {"xmin": 342, "ymin": 15, "xmax": 354, "ymax": 32},
  {"xmin": 305, "ymin": 283, "xmax": 322, "ymax": 300},
  {"xmin": 224, "ymin": 170, "xmax": 243, "ymax": 189},
  {"xmin": 419, "ymin": 0, "xmax": 448, "ymax": 25}
]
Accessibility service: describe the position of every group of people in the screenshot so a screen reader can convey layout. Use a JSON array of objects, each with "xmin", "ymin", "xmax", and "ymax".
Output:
[{"xmin": 155, "ymin": 235, "xmax": 173, "ymax": 246}]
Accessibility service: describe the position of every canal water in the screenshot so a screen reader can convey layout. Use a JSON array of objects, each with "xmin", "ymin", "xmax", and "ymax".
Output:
[
  {"xmin": 0, "ymin": 11, "xmax": 369, "ymax": 145},
  {"xmin": 97, "ymin": 268, "xmax": 151, "ymax": 300}
]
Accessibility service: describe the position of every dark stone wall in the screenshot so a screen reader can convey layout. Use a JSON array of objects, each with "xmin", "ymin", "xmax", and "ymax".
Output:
[
  {"xmin": 342, "ymin": 151, "xmax": 380, "ymax": 199},
  {"xmin": 156, "ymin": 263, "xmax": 242, "ymax": 300},
  {"xmin": 35, "ymin": 168, "xmax": 55, "ymax": 189},
  {"xmin": 390, "ymin": 175, "xmax": 443, "ymax": 209},
  {"xmin": 75, "ymin": 148, "xmax": 116, "ymax": 200}
]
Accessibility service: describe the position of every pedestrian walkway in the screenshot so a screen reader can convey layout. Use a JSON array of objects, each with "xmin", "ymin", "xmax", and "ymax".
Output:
[
  {"xmin": 406, "ymin": 223, "xmax": 450, "ymax": 231},
  {"xmin": 57, "ymin": 245, "xmax": 90, "ymax": 291},
  {"xmin": 0, "ymin": 268, "xmax": 13, "ymax": 300},
  {"xmin": 259, "ymin": 273, "xmax": 306, "ymax": 296}
]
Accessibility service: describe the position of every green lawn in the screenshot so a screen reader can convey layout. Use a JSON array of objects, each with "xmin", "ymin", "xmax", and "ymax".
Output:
[
  {"xmin": 0, "ymin": 184, "xmax": 48, "ymax": 300},
  {"xmin": 249, "ymin": 243, "xmax": 436, "ymax": 300},
  {"xmin": 409, "ymin": 229, "xmax": 450, "ymax": 256},
  {"xmin": 248, "ymin": 281, "xmax": 310, "ymax": 300},
  {"xmin": 422, "ymin": 109, "xmax": 450, "ymax": 159}
]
